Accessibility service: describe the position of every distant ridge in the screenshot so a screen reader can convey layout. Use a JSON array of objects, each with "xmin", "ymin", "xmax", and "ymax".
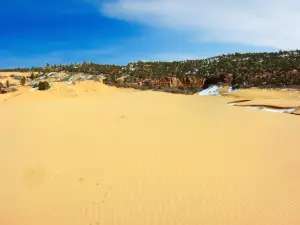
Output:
[{"xmin": 1, "ymin": 50, "xmax": 300, "ymax": 93}]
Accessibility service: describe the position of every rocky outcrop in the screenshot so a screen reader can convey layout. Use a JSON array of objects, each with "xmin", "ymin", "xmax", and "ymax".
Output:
[
  {"xmin": 0, "ymin": 80, "xmax": 16, "ymax": 94},
  {"xmin": 131, "ymin": 74, "xmax": 234, "ymax": 90},
  {"xmin": 105, "ymin": 73, "xmax": 237, "ymax": 95},
  {"xmin": 0, "ymin": 87, "xmax": 17, "ymax": 94},
  {"xmin": 134, "ymin": 76, "xmax": 204, "ymax": 89}
]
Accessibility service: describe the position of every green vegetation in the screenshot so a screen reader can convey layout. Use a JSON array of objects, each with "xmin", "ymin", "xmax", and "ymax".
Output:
[
  {"xmin": 119, "ymin": 51, "xmax": 300, "ymax": 88},
  {"xmin": 1, "ymin": 50, "xmax": 300, "ymax": 92},
  {"xmin": 38, "ymin": 81, "xmax": 50, "ymax": 90},
  {"xmin": 20, "ymin": 76, "xmax": 26, "ymax": 86}
]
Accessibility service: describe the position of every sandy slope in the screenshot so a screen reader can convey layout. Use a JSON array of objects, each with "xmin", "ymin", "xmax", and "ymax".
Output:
[
  {"xmin": 227, "ymin": 88, "xmax": 300, "ymax": 100},
  {"xmin": 226, "ymin": 88, "xmax": 300, "ymax": 115},
  {"xmin": 0, "ymin": 72, "xmax": 25, "ymax": 87},
  {"xmin": 1, "ymin": 81, "xmax": 300, "ymax": 225}
]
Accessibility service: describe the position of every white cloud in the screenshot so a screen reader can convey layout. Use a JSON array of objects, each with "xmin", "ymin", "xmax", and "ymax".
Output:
[
  {"xmin": 100, "ymin": 0, "xmax": 300, "ymax": 49},
  {"xmin": 138, "ymin": 52, "xmax": 215, "ymax": 62}
]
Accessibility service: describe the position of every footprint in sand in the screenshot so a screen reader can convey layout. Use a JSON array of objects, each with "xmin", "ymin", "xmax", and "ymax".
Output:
[
  {"xmin": 103, "ymin": 186, "xmax": 114, "ymax": 198},
  {"xmin": 78, "ymin": 177, "xmax": 85, "ymax": 182},
  {"xmin": 85, "ymin": 185, "xmax": 114, "ymax": 224},
  {"xmin": 23, "ymin": 166, "xmax": 47, "ymax": 187},
  {"xmin": 104, "ymin": 191, "xmax": 109, "ymax": 197},
  {"xmin": 85, "ymin": 208, "xmax": 89, "ymax": 216}
]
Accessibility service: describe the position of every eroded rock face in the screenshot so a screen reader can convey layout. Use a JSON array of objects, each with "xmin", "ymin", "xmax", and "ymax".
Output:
[
  {"xmin": 135, "ymin": 76, "xmax": 204, "ymax": 88},
  {"xmin": 199, "ymin": 73, "xmax": 234, "ymax": 89},
  {"xmin": 111, "ymin": 71, "xmax": 245, "ymax": 93},
  {"xmin": 130, "ymin": 73, "xmax": 235, "ymax": 90}
]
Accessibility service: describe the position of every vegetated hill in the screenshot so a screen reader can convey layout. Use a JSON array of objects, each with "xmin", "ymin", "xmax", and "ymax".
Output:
[
  {"xmin": 114, "ymin": 50, "xmax": 300, "ymax": 93},
  {"xmin": 0, "ymin": 62, "xmax": 123, "ymax": 76},
  {"xmin": 1, "ymin": 50, "xmax": 300, "ymax": 94}
]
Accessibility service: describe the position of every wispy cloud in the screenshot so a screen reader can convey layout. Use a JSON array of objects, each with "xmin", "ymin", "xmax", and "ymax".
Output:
[
  {"xmin": 100, "ymin": 0, "xmax": 300, "ymax": 49},
  {"xmin": 138, "ymin": 52, "xmax": 215, "ymax": 62}
]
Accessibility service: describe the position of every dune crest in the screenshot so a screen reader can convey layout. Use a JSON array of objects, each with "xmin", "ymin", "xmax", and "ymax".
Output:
[{"xmin": 0, "ymin": 74, "xmax": 300, "ymax": 225}]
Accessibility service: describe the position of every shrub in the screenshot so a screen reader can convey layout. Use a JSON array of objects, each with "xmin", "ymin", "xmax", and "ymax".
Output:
[
  {"xmin": 38, "ymin": 81, "xmax": 50, "ymax": 90},
  {"xmin": 30, "ymin": 72, "xmax": 35, "ymax": 80},
  {"xmin": 20, "ymin": 76, "xmax": 26, "ymax": 86}
]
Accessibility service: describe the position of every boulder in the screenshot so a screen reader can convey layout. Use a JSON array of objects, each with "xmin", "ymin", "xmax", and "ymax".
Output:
[
  {"xmin": 0, "ymin": 87, "xmax": 17, "ymax": 94},
  {"xmin": 0, "ymin": 88, "xmax": 8, "ymax": 94}
]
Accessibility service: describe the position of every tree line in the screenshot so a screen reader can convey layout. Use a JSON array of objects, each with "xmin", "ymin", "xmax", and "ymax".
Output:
[{"xmin": 1, "ymin": 50, "xmax": 300, "ymax": 88}]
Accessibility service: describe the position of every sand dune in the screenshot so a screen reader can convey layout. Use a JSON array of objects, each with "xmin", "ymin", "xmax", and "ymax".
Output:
[
  {"xmin": 1, "ymin": 81, "xmax": 300, "ymax": 225},
  {"xmin": 226, "ymin": 88, "xmax": 300, "ymax": 115},
  {"xmin": 227, "ymin": 88, "xmax": 300, "ymax": 100},
  {"xmin": 228, "ymin": 99, "xmax": 300, "ymax": 112}
]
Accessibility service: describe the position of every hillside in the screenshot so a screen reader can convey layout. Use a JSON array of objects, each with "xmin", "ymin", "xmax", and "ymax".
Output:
[{"xmin": 1, "ymin": 50, "xmax": 300, "ymax": 94}]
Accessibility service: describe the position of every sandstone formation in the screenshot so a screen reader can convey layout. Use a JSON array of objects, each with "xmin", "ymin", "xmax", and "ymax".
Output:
[
  {"xmin": 0, "ymin": 87, "xmax": 17, "ymax": 94},
  {"xmin": 123, "ymin": 73, "xmax": 234, "ymax": 91}
]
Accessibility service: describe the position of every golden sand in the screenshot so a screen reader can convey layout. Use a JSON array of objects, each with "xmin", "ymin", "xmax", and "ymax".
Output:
[{"xmin": 0, "ymin": 79, "xmax": 300, "ymax": 225}]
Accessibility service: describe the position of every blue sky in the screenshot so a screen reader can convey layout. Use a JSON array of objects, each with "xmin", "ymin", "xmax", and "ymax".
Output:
[{"xmin": 1, "ymin": 0, "xmax": 294, "ymax": 68}]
